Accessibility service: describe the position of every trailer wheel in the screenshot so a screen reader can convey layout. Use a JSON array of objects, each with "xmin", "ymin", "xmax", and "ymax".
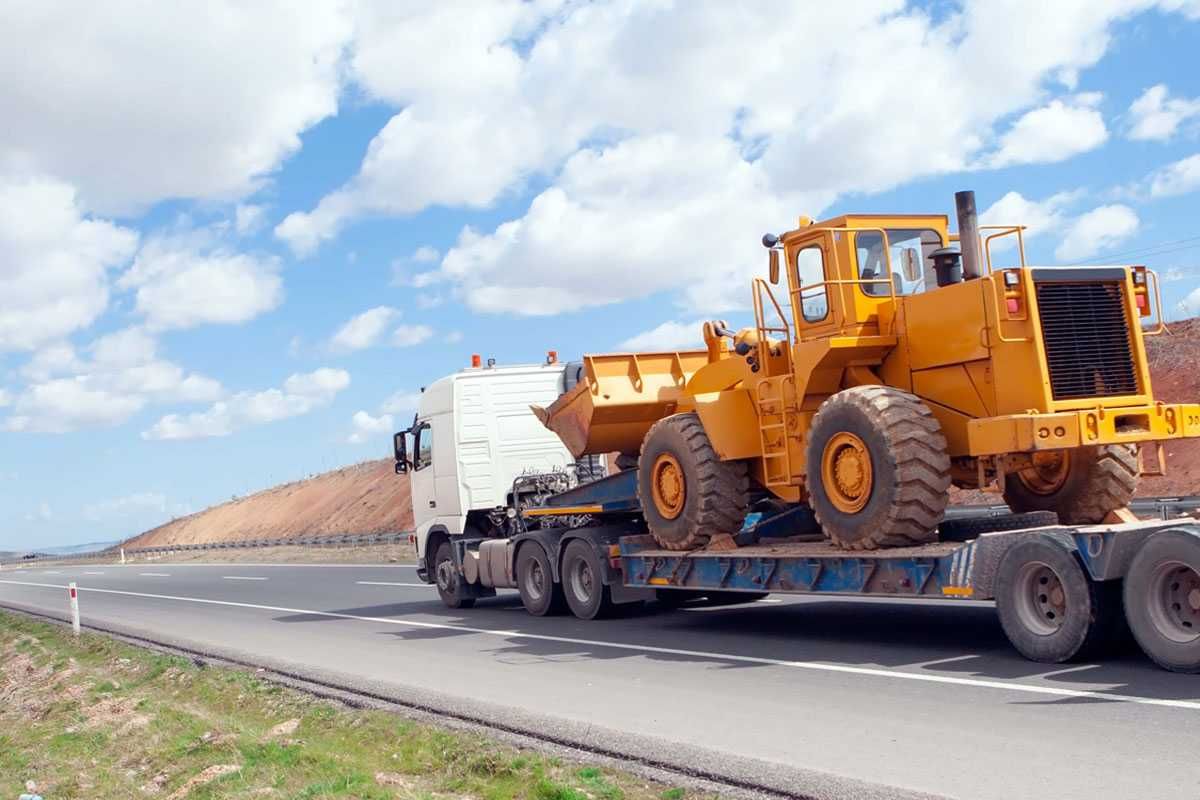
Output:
[
  {"xmin": 1002, "ymin": 445, "xmax": 1138, "ymax": 524},
  {"xmin": 562, "ymin": 540, "xmax": 615, "ymax": 620},
  {"xmin": 516, "ymin": 543, "xmax": 565, "ymax": 617},
  {"xmin": 434, "ymin": 541, "xmax": 475, "ymax": 610},
  {"xmin": 806, "ymin": 387, "xmax": 951, "ymax": 549},
  {"xmin": 637, "ymin": 413, "xmax": 749, "ymax": 550},
  {"xmin": 994, "ymin": 536, "xmax": 1119, "ymax": 663},
  {"xmin": 1123, "ymin": 530, "xmax": 1200, "ymax": 673}
]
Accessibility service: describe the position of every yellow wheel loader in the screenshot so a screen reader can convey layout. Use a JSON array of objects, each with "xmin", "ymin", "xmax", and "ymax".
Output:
[{"xmin": 535, "ymin": 191, "xmax": 1200, "ymax": 550}]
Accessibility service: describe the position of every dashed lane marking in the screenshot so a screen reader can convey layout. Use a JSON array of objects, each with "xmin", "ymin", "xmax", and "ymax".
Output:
[
  {"xmin": 138, "ymin": 573, "xmax": 171, "ymax": 577},
  {"xmin": 355, "ymin": 581, "xmax": 432, "ymax": 588},
  {"xmin": 222, "ymin": 576, "xmax": 268, "ymax": 581}
]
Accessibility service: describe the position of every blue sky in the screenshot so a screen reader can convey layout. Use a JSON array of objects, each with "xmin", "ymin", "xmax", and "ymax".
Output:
[{"xmin": 4, "ymin": 1, "xmax": 1200, "ymax": 550}]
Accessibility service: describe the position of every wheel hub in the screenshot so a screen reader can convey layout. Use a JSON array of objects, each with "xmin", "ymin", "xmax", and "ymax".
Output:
[
  {"xmin": 436, "ymin": 560, "xmax": 455, "ymax": 592},
  {"xmin": 822, "ymin": 432, "xmax": 873, "ymax": 514},
  {"xmin": 1015, "ymin": 561, "xmax": 1067, "ymax": 636},
  {"xmin": 570, "ymin": 560, "xmax": 595, "ymax": 600},
  {"xmin": 1147, "ymin": 561, "xmax": 1200, "ymax": 643},
  {"xmin": 1017, "ymin": 451, "xmax": 1071, "ymax": 496},
  {"xmin": 528, "ymin": 561, "xmax": 545, "ymax": 600},
  {"xmin": 651, "ymin": 453, "xmax": 686, "ymax": 520}
]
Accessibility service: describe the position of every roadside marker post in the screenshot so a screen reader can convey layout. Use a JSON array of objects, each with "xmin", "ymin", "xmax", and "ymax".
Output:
[
  {"xmin": 68, "ymin": 582, "xmax": 80, "ymax": 636},
  {"xmin": 120, "ymin": 547, "xmax": 126, "ymax": 565}
]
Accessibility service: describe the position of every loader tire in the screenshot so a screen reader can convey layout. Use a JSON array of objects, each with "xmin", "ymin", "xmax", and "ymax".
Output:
[
  {"xmin": 1002, "ymin": 445, "xmax": 1138, "ymax": 525},
  {"xmin": 637, "ymin": 413, "xmax": 749, "ymax": 551},
  {"xmin": 806, "ymin": 387, "xmax": 951, "ymax": 550}
]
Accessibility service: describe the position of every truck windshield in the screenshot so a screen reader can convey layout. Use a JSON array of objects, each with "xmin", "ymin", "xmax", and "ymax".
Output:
[{"xmin": 856, "ymin": 229, "xmax": 944, "ymax": 296}]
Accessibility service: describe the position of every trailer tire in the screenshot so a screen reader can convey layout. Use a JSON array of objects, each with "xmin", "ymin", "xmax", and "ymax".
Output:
[
  {"xmin": 562, "ymin": 540, "xmax": 615, "ymax": 620},
  {"xmin": 637, "ymin": 413, "xmax": 749, "ymax": 551},
  {"xmin": 516, "ymin": 543, "xmax": 565, "ymax": 617},
  {"xmin": 1003, "ymin": 445, "xmax": 1138, "ymax": 524},
  {"xmin": 938, "ymin": 510, "xmax": 1059, "ymax": 543},
  {"xmin": 995, "ymin": 536, "xmax": 1119, "ymax": 663},
  {"xmin": 434, "ymin": 541, "xmax": 475, "ymax": 610},
  {"xmin": 806, "ymin": 387, "xmax": 951, "ymax": 549},
  {"xmin": 1123, "ymin": 530, "xmax": 1200, "ymax": 673}
]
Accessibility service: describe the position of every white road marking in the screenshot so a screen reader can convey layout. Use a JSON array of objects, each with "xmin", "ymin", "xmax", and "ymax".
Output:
[
  {"xmin": 92, "ymin": 562, "xmax": 419, "ymax": 569},
  {"xmin": 222, "ymin": 576, "xmax": 268, "ymax": 581},
  {"xmin": 756, "ymin": 598, "xmax": 783, "ymax": 604},
  {"xmin": 42, "ymin": 571, "xmax": 61, "ymax": 575},
  {"xmin": 83, "ymin": 571, "xmax": 105, "ymax": 576},
  {"xmin": 138, "ymin": 573, "xmax": 171, "ymax": 577},
  {"xmin": 1, "ymin": 577, "xmax": 1197, "ymax": 712},
  {"xmin": 355, "ymin": 581, "xmax": 431, "ymax": 588}
]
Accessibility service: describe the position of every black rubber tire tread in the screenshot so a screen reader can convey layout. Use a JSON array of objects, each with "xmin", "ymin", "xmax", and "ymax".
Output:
[
  {"xmin": 806, "ymin": 386, "xmax": 951, "ymax": 550},
  {"xmin": 1123, "ymin": 530, "xmax": 1200, "ymax": 673},
  {"xmin": 994, "ymin": 536, "xmax": 1121, "ymax": 663},
  {"xmin": 561, "ymin": 540, "xmax": 615, "ymax": 620},
  {"xmin": 515, "ymin": 542, "xmax": 565, "ymax": 617},
  {"xmin": 1003, "ymin": 445, "xmax": 1138, "ymax": 524},
  {"xmin": 434, "ymin": 541, "xmax": 475, "ymax": 610},
  {"xmin": 636, "ymin": 413, "xmax": 749, "ymax": 551},
  {"xmin": 938, "ymin": 510, "xmax": 1059, "ymax": 542}
]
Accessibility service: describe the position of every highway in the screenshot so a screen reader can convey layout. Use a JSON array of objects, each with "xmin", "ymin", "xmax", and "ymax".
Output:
[{"xmin": 1, "ymin": 562, "xmax": 1196, "ymax": 800}]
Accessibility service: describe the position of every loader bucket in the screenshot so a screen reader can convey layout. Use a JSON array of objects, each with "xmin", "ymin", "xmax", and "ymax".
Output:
[{"xmin": 533, "ymin": 351, "xmax": 710, "ymax": 458}]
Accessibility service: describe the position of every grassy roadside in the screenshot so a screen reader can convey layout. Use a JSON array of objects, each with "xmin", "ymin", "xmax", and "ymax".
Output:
[{"xmin": 0, "ymin": 611, "xmax": 702, "ymax": 800}]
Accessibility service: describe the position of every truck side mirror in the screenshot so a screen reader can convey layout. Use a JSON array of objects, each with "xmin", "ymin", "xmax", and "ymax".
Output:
[
  {"xmin": 768, "ymin": 249, "xmax": 780, "ymax": 285},
  {"xmin": 393, "ymin": 432, "xmax": 409, "ymax": 474}
]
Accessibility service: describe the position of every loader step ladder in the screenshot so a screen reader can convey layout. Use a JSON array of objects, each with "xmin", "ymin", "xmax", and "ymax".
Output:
[{"xmin": 757, "ymin": 376, "xmax": 796, "ymax": 487}]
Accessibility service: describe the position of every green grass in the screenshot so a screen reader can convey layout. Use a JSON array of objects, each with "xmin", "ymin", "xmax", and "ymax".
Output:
[{"xmin": 0, "ymin": 611, "xmax": 706, "ymax": 800}]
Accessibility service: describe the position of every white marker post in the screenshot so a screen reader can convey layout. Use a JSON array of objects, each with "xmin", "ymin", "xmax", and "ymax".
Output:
[
  {"xmin": 120, "ymin": 547, "xmax": 126, "ymax": 565},
  {"xmin": 68, "ymin": 582, "xmax": 80, "ymax": 636}
]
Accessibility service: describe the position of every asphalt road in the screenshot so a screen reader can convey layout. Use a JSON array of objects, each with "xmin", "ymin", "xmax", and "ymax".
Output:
[{"xmin": 1, "ymin": 562, "xmax": 1196, "ymax": 800}]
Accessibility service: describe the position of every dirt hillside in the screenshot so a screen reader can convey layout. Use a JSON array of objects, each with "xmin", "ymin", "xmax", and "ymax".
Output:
[
  {"xmin": 125, "ymin": 460, "xmax": 412, "ymax": 548},
  {"xmin": 1139, "ymin": 317, "xmax": 1200, "ymax": 496}
]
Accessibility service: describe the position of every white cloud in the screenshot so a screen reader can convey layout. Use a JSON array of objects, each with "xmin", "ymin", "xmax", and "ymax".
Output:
[
  {"xmin": 1128, "ymin": 84, "xmax": 1200, "ymax": 141},
  {"xmin": 620, "ymin": 320, "xmax": 708, "ymax": 352},
  {"xmin": 380, "ymin": 390, "xmax": 422, "ymax": 416},
  {"xmin": 1147, "ymin": 153, "xmax": 1200, "ymax": 198},
  {"xmin": 235, "ymin": 204, "xmax": 268, "ymax": 235},
  {"xmin": 83, "ymin": 492, "xmax": 170, "ymax": 522},
  {"xmin": 142, "ymin": 367, "xmax": 350, "ymax": 441},
  {"xmin": 412, "ymin": 246, "xmax": 439, "ymax": 263},
  {"xmin": 347, "ymin": 410, "xmax": 394, "ymax": 444},
  {"xmin": 329, "ymin": 306, "xmax": 400, "ymax": 353},
  {"xmin": 1055, "ymin": 205, "xmax": 1140, "ymax": 261},
  {"xmin": 979, "ymin": 190, "xmax": 1081, "ymax": 255},
  {"xmin": 0, "ymin": 3, "xmax": 350, "ymax": 215},
  {"xmin": 0, "ymin": 175, "xmax": 138, "ymax": 352},
  {"xmin": 119, "ymin": 230, "xmax": 283, "ymax": 331},
  {"xmin": 0, "ymin": 389, "xmax": 11, "ymax": 407},
  {"xmin": 1178, "ymin": 286, "xmax": 1200, "ymax": 316},
  {"xmin": 4, "ymin": 379, "xmax": 148, "ymax": 433},
  {"xmin": 985, "ymin": 94, "xmax": 1108, "ymax": 168},
  {"xmin": 392, "ymin": 324, "xmax": 434, "ymax": 347}
]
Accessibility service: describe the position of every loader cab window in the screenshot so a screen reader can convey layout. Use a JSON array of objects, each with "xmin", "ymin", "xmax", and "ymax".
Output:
[
  {"xmin": 413, "ymin": 421, "xmax": 433, "ymax": 471},
  {"xmin": 795, "ymin": 245, "xmax": 828, "ymax": 322},
  {"xmin": 856, "ymin": 229, "xmax": 944, "ymax": 297}
]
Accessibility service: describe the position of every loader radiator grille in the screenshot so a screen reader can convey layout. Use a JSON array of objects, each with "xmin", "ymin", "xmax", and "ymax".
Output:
[{"xmin": 1035, "ymin": 281, "xmax": 1139, "ymax": 401}]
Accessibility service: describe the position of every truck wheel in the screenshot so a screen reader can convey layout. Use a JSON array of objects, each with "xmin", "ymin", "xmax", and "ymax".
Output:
[
  {"xmin": 434, "ymin": 541, "xmax": 475, "ymax": 610},
  {"xmin": 1123, "ymin": 530, "xmax": 1200, "ymax": 673},
  {"xmin": 637, "ymin": 413, "xmax": 749, "ymax": 550},
  {"xmin": 938, "ymin": 510, "xmax": 1059, "ymax": 543},
  {"xmin": 994, "ymin": 536, "xmax": 1119, "ymax": 663},
  {"xmin": 1002, "ymin": 445, "xmax": 1137, "ymax": 524},
  {"xmin": 806, "ymin": 387, "xmax": 951, "ymax": 549},
  {"xmin": 561, "ymin": 540, "xmax": 614, "ymax": 620},
  {"xmin": 516, "ymin": 543, "xmax": 565, "ymax": 617}
]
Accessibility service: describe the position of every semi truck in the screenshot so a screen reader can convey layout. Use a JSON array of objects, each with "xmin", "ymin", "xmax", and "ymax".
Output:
[{"xmin": 395, "ymin": 354, "xmax": 1200, "ymax": 673}]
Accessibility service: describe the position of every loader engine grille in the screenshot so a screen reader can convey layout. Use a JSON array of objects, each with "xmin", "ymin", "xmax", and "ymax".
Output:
[{"xmin": 1035, "ymin": 281, "xmax": 1139, "ymax": 401}]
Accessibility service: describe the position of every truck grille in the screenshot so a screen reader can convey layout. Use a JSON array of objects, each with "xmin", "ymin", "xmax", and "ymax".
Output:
[{"xmin": 1036, "ymin": 281, "xmax": 1139, "ymax": 401}]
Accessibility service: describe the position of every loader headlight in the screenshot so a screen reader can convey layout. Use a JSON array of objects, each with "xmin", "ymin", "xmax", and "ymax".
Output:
[{"xmin": 1003, "ymin": 270, "xmax": 1020, "ymax": 287}]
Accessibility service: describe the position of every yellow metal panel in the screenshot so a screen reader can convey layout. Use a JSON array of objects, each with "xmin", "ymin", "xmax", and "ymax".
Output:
[
  {"xmin": 923, "ymin": 400, "xmax": 973, "ymax": 456},
  {"xmin": 904, "ymin": 280, "xmax": 990, "ymax": 371},
  {"xmin": 913, "ymin": 362, "xmax": 992, "ymax": 420},
  {"xmin": 687, "ymin": 355, "xmax": 753, "ymax": 395},
  {"xmin": 695, "ymin": 388, "xmax": 762, "ymax": 460}
]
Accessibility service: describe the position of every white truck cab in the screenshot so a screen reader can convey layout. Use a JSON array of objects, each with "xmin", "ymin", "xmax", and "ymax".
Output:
[{"xmin": 394, "ymin": 359, "xmax": 595, "ymax": 586}]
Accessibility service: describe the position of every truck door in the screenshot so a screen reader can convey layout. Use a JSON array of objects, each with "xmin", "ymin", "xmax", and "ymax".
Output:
[{"xmin": 409, "ymin": 418, "xmax": 437, "ymax": 533}]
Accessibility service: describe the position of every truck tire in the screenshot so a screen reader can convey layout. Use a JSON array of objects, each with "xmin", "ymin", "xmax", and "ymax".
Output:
[
  {"xmin": 637, "ymin": 413, "xmax": 749, "ymax": 551},
  {"xmin": 806, "ymin": 387, "xmax": 951, "ymax": 549},
  {"xmin": 1122, "ymin": 530, "xmax": 1200, "ymax": 673},
  {"xmin": 938, "ymin": 510, "xmax": 1059, "ymax": 543},
  {"xmin": 561, "ymin": 540, "xmax": 615, "ymax": 620},
  {"xmin": 1002, "ymin": 445, "xmax": 1138, "ymax": 524},
  {"xmin": 434, "ymin": 541, "xmax": 475, "ymax": 610},
  {"xmin": 516, "ymin": 543, "xmax": 565, "ymax": 617},
  {"xmin": 994, "ymin": 535, "xmax": 1120, "ymax": 663}
]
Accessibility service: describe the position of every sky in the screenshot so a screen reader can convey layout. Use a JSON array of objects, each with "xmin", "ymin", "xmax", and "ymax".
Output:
[{"xmin": 4, "ymin": 0, "xmax": 1200, "ymax": 550}]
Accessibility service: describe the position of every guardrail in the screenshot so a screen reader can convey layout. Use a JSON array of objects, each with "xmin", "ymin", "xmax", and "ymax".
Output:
[{"xmin": 10, "ymin": 531, "xmax": 414, "ymax": 564}]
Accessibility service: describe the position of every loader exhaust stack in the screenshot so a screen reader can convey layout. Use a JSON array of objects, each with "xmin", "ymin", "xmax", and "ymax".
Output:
[{"xmin": 955, "ymin": 190, "xmax": 982, "ymax": 280}]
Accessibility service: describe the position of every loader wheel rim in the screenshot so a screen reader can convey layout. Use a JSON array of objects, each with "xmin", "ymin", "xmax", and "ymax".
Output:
[
  {"xmin": 651, "ymin": 453, "xmax": 686, "ymax": 520},
  {"xmin": 822, "ymin": 432, "xmax": 873, "ymax": 514},
  {"xmin": 1017, "ymin": 451, "xmax": 1071, "ymax": 496},
  {"xmin": 1145, "ymin": 560, "xmax": 1200, "ymax": 644},
  {"xmin": 1014, "ymin": 561, "xmax": 1068, "ymax": 636}
]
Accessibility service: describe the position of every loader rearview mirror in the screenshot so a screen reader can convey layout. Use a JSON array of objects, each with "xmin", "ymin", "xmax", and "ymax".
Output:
[
  {"xmin": 900, "ymin": 248, "xmax": 921, "ymax": 283},
  {"xmin": 768, "ymin": 249, "xmax": 780, "ymax": 284}
]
